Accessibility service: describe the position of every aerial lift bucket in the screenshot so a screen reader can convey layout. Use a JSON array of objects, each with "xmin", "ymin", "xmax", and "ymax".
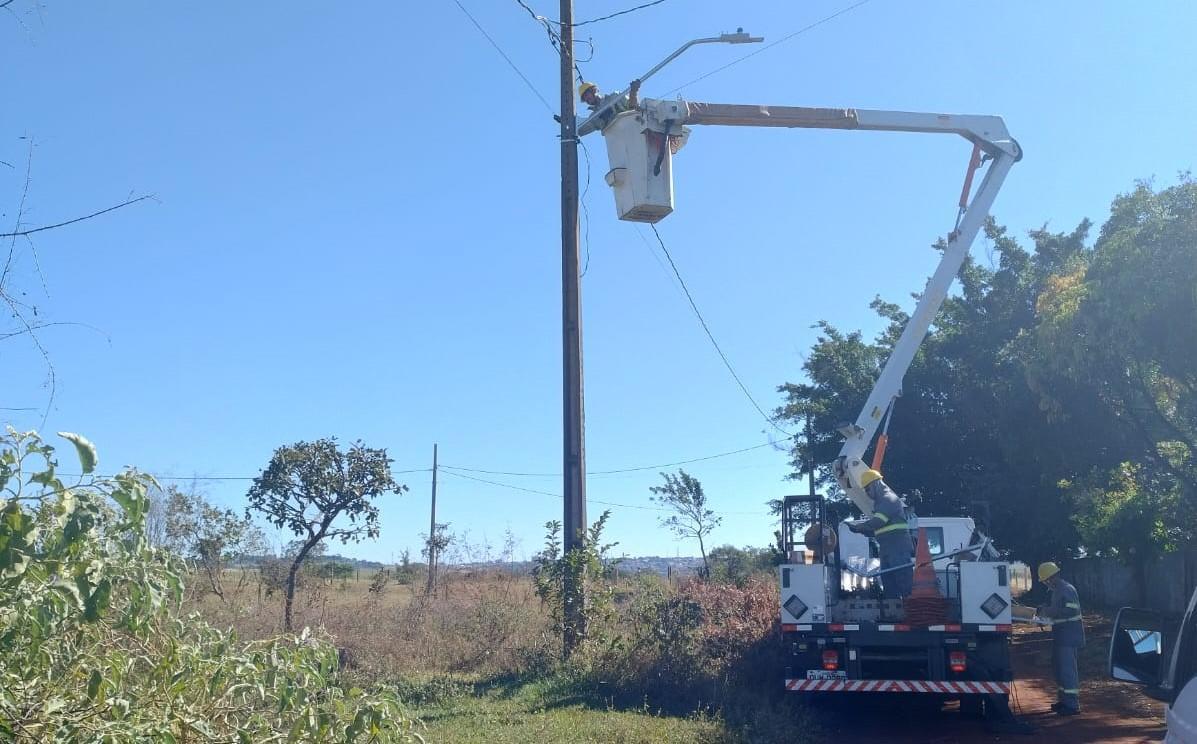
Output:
[{"xmin": 601, "ymin": 110, "xmax": 676, "ymax": 223}]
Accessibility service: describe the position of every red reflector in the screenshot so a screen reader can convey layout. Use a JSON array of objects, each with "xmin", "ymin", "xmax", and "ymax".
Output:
[
  {"xmin": 829, "ymin": 624, "xmax": 844, "ymax": 631},
  {"xmin": 781, "ymin": 623, "xmax": 798, "ymax": 632},
  {"xmin": 949, "ymin": 651, "xmax": 967, "ymax": 673},
  {"xmin": 996, "ymin": 624, "xmax": 1012, "ymax": 632},
  {"xmin": 946, "ymin": 625, "xmax": 962, "ymax": 632},
  {"xmin": 822, "ymin": 650, "xmax": 839, "ymax": 671}
]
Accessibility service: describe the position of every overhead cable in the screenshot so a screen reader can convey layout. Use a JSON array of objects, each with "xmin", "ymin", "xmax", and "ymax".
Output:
[
  {"xmin": 440, "ymin": 468, "xmax": 771, "ymax": 515},
  {"xmin": 440, "ymin": 437, "xmax": 791, "ymax": 478},
  {"xmin": 520, "ymin": 0, "xmax": 669, "ymax": 27},
  {"xmin": 513, "ymin": 0, "xmax": 588, "ymax": 83},
  {"xmin": 451, "ymin": 0, "xmax": 556, "ymax": 113},
  {"xmin": 665, "ymin": 0, "xmax": 874, "ymax": 95},
  {"xmin": 648, "ymin": 224, "xmax": 792, "ymax": 437}
]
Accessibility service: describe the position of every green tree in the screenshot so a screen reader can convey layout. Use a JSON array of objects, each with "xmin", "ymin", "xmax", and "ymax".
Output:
[
  {"xmin": 1025, "ymin": 178, "xmax": 1197, "ymax": 554},
  {"xmin": 706, "ymin": 545, "xmax": 776, "ymax": 586},
  {"xmin": 776, "ymin": 221, "xmax": 1121, "ymax": 566},
  {"xmin": 247, "ymin": 438, "xmax": 405, "ymax": 632},
  {"xmin": 650, "ymin": 470, "xmax": 721, "ymax": 578}
]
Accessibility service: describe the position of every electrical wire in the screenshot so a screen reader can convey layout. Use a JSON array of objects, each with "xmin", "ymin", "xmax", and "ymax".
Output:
[
  {"xmin": 451, "ymin": 0, "xmax": 556, "ymax": 114},
  {"xmin": 441, "ymin": 436, "xmax": 791, "ymax": 478},
  {"xmin": 664, "ymin": 0, "xmax": 875, "ymax": 95},
  {"xmin": 648, "ymin": 224, "xmax": 792, "ymax": 437},
  {"xmin": 520, "ymin": 0, "xmax": 669, "ymax": 27},
  {"xmin": 578, "ymin": 138, "xmax": 593, "ymax": 277},
  {"xmin": 440, "ymin": 468, "xmax": 772, "ymax": 515},
  {"xmin": 513, "ymin": 0, "xmax": 587, "ymax": 83}
]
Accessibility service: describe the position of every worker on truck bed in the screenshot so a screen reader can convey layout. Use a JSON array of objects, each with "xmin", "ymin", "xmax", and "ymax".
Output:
[
  {"xmin": 1037, "ymin": 561, "xmax": 1084, "ymax": 715},
  {"xmin": 841, "ymin": 462, "xmax": 914, "ymax": 598}
]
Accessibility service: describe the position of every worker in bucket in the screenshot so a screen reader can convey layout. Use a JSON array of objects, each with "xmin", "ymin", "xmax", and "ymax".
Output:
[
  {"xmin": 836, "ymin": 458, "xmax": 914, "ymax": 598},
  {"xmin": 578, "ymin": 79, "xmax": 640, "ymax": 135},
  {"xmin": 1036, "ymin": 562, "xmax": 1084, "ymax": 715}
]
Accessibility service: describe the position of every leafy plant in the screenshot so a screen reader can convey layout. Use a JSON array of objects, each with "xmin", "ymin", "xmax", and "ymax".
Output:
[
  {"xmin": 531, "ymin": 511, "xmax": 619, "ymax": 653},
  {"xmin": 0, "ymin": 428, "xmax": 417, "ymax": 742}
]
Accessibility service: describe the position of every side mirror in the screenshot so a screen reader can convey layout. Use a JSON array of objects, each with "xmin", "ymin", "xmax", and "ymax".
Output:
[{"xmin": 1108, "ymin": 607, "xmax": 1175, "ymax": 695}]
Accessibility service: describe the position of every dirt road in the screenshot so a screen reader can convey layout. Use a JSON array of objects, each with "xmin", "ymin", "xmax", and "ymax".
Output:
[{"xmin": 815, "ymin": 615, "xmax": 1166, "ymax": 743}]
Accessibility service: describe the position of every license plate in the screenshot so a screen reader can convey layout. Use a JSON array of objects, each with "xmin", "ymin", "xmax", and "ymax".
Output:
[{"xmin": 806, "ymin": 670, "xmax": 847, "ymax": 680}]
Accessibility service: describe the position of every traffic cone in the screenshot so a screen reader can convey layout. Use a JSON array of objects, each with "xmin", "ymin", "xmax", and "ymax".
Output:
[
  {"xmin": 904, "ymin": 527, "xmax": 949, "ymax": 625},
  {"xmin": 909, "ymin": 527, "xmax": 942, "ymax": 599}
]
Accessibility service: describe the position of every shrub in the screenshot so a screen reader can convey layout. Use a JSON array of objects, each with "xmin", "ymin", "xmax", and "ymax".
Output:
[{"xmin": 0, "ymin": 429, "xmax": 417, "ymax": 742}]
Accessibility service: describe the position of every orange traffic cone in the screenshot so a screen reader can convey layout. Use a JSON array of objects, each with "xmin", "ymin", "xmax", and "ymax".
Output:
[
  {"xmin": 909, "ymin": 527, "xmax": 942, "ymax": 599},
  {"xmin": 904, "ymin": 527, "xmax": 950, "ymax": 625}
]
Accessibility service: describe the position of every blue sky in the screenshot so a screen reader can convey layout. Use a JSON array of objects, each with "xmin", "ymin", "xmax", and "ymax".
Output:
[{"xmin": 2, "ymin": 1, "xmax": 1194, "ymax": 563}]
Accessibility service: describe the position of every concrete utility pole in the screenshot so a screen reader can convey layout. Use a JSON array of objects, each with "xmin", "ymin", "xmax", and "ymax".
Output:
[
  {"xmin": 558, "ymin": 0, "xmax": 587, "ymax": 658},
  {"xmin": 426, "ymin": 443, "xmax": 438, "ymax": 595}
]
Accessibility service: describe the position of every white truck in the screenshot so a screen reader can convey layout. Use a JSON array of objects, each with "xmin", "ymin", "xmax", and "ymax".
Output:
[{"xmin": 777, "ymin": 496, "xmax": 1016, "ymax": 707}]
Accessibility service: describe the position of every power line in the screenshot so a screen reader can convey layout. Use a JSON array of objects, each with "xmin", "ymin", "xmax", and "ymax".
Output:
[
  {"xmin": 440, "ymin": 468, "xmax": 771, "ymax": 515},
  {"xmin": 451, "ymin": 0, "xmax": 556, "ymax": 113},
  {"xmin": 441, "ymin": 436, "xmax": 791, "ymax": 478},
  {"xmin": 513, "ymin": 0, "xmax": 587, "ymax": 83},
  {"xmin": 648, "ymin": 224, "xmax": 792, "ymax": 436},
  {"xmin": 664, "ymin": 0, "xmax": 874, "ymax": 95},
  {"xmin": 573, "ymin": 0, "xmax": 669, "ymax": 26},
  {"xmin": 520, "ymin": 0, "xmax": 669, "ymax": 26}
]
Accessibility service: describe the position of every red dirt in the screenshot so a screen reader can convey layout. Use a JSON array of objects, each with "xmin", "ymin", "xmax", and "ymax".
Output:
[{"xmin": 813, "ymin": 615, "xmax": 1166, "ymax": 743}]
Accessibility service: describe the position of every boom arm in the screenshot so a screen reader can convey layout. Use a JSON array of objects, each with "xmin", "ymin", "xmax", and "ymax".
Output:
[{"xmin": 637, "ymin": 98, "xmax": 1021, "ymax": 514}]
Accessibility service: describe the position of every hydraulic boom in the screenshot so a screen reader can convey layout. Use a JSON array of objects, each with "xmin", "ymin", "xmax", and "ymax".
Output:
[{"xmin": 607, "ymin": 97, "xmax": 1021, "ymax": 513}]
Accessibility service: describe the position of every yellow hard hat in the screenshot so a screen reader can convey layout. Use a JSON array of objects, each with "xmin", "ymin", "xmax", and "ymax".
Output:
[
  {"xmin": 578, "ymin": 81, "xmax": 597, "ymax": 99},
  {"xmin": 1037, "ymin": 562, "xmax": 1060, "ymax": 581}
]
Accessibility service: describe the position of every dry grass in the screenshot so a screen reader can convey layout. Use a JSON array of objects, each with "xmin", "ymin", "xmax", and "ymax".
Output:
[
  {"xmin": 185, "ymin": 567, "xmax": 818, "ymax": 743},
  {"xmin": 190, "ymin": 568, "xmax": 556, "ymax": 679}
]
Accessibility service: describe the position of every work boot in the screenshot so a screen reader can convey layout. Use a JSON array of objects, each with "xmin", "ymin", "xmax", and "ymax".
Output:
[{"xmin": 1055, "ymin": 706, "xmax": 1081, "ymax": 716}]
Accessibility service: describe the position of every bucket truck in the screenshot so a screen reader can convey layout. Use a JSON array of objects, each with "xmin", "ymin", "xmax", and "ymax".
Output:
[{"xmin": 586, "ymin": 47, "xmax": 1024, "ymax": 706}]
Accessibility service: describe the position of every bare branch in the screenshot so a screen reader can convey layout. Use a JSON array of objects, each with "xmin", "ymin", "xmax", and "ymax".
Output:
[
  {"xmin": 0, "ymin": 194, "xmax": 154, "ymax": 239},
  {"xmin": 0, "ymin": 320, "xmax": 109, "ymax": 342}
]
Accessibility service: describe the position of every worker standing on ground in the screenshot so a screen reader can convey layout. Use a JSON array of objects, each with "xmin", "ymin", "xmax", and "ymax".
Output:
[
  {"xmin": 578, "ymin": 79, "xmax": 640, "ymax": 135},
  {"xmin": 839, "ymin": 460, "xmax": 914, "ymax": 598},
  {"xmin": 1037, "ymin": 562, "xmax": 1084, "ymax": 715}
]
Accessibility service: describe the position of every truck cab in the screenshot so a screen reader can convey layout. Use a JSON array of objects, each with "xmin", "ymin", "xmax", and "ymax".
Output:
[{"xmin": 1109, "ymin": 586, "xmax": 1197, "ymax": 741}]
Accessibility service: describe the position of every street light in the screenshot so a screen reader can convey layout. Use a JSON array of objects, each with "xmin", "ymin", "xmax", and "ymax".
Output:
[{"xmin": 577, "ymin": 28, "xmax": 763, "ymax": 136}]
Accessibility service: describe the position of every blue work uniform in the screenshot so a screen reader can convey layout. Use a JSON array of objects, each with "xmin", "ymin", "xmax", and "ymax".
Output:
[
  {"xmin": 856, "ymin": 472, "xmax": 913, "ymax": 598},
  {"xmin": 1041, "ymin": 578, "xmax": 1084, "ymax": 712}
]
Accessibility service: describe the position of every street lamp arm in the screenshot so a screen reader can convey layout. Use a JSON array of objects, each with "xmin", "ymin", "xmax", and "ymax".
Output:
[{"xmin": 576, "ymin": 29, "xmax": 761, "ymax": 137}]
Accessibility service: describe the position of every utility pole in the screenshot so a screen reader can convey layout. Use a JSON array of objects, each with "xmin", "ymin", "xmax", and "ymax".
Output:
[
  {"xmin": 559, "ymin": 0, "xmax": 587, "ymax": 658},
  {"xmin": 425, "ymin": 443, "xmax": 438, "ymax": 595}
]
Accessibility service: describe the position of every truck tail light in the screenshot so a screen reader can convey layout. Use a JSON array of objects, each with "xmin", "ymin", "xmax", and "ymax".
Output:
[
  {"xmin": 949, "ymin": 651, "xmax": 967, "ymax": 673},
  {"xmin": 822, "ymin": 649, "xmax": 839, "ymax": 671}
]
